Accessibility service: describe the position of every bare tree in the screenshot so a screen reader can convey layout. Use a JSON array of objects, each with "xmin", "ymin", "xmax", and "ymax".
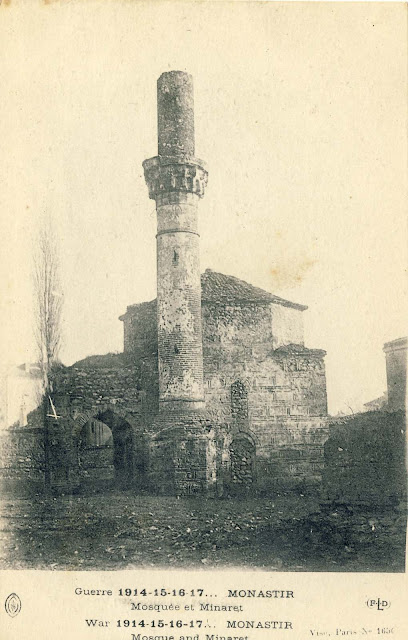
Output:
[
  {"xmin": 33, "ymin": 224, "xmax": 63, "ymax": 388},
  {"xmin": 33, "ymin": 222, "xmax": 63, "ymax": 487}
]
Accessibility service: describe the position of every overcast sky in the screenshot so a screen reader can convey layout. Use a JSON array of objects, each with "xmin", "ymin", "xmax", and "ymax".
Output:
[{"xmin": 0, "ymin": 1, "xmax": 406, "ymax": 415}]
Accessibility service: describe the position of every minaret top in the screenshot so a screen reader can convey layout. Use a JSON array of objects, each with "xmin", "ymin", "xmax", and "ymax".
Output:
[
  {"xmin": 143, "ymin": 71, "xmax": 208, "ymax": 200},
  {"xmin": 157, "ymin": 71, "xmax": 195, "ymax": 158}
]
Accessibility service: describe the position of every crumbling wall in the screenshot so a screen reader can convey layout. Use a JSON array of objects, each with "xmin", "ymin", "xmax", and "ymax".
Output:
[
  {"xmin": 0, "ymin": 426, "xmax": 45, "ymax": 494},
  {"xmin": 122, "ymin": 301, "xmax": 157, "ymax": 359},
  {"xmin": 53, "ymin": 354, "xmax": 155, "ymax": 428},
  {"xmin": 323, "ymin": 410, "xmax": 406, "ymax": 504}
]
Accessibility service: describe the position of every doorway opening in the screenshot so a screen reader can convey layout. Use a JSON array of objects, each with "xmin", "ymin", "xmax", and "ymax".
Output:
[{"xmin": 78, "ymin": 409, "xmax": 135, "ymax": 490}]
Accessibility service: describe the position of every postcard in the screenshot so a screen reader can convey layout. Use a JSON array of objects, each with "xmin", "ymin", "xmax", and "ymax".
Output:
[{"xmin": 0, "ymin": 2, "xmax": 406, "ymax": 639}]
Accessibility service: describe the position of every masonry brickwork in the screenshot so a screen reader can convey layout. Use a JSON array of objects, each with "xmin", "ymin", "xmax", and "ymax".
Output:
[
  {"xmin": 0, "ymin": 426, "xmax": 44, "ymax": 494},
  {"xmin": 324, "ymin": 409, "xmax": 406, "ymax": 505},
  {"xmin": 118, "ymin": 267, "xmax": 328, "ymax": 494}
]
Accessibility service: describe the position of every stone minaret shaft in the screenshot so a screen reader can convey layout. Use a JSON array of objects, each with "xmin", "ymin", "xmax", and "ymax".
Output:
[{"xmin": 143, "ymin": 71, "xmax": 208, "ymax": 412}]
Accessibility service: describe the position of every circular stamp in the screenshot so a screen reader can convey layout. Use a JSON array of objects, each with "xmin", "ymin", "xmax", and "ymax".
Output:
[{"xmin": 5, "ymin": 593, "xmax": 21, "ymax": 618}]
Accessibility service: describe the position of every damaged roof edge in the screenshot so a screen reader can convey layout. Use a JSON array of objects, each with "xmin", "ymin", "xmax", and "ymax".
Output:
[
  {"xmin": 274, "ymin": 343, "xmax": 327, "ymax": 357},
  {"xmin": 119, "ymin": 299, "xmax": 157, "ymax": 321}
]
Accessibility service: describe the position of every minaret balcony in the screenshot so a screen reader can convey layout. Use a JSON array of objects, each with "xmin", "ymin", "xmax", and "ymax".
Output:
[{"xmin": 143, "ymin": 155, "xmax": 208, "ymax": 200}]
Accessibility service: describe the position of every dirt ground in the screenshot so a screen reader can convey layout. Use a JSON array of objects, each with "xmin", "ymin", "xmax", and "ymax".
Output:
[{"xmin": 0, "ymin": 492, "xmax": 405, "ymax": 571}]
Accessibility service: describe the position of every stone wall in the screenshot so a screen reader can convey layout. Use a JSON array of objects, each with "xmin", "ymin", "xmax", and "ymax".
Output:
[
  {"xmin": 0, "ymin": 426, "xmax": 45, "ymax": 493},
  {"xmin": 16, "ymin": 358, "xmax": 152, "ymax": 493},
  {"xmin": 323, "ymin": 410, "xmax": 406, "ymax": 504},
  {"xmin": 119, "ymin": 297, "xmax": 327, "ymax": 492},
  {"xmin": 147, "ymin": 415, "xmax": 218, "ymax": 496},
  {"xmin": 201, "ymin": 300, "xmax": 327, "ymax": 489},
  {"xmin": 2, "ymin": 293, "xmax": 328, "ymax": 496},
  {"xmin": 384, "ymin": 338, "xmax": 407, "ymax": 412},
  {"xmin": 121, "ymin": 301, "xmax": 157, "ymax": 359},
  {"xmin": 202, "ymin": 301, "xmax": 273, "ymax": 361},
  {"xmin": 53, "ymin": 354, "xmax": 154, "ymax": 428}
]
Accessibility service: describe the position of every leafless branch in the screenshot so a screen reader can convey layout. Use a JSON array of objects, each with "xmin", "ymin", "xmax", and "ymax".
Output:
[{"xmin": 32, "ymin": 223, "xmax": 63, "ymax": 390}]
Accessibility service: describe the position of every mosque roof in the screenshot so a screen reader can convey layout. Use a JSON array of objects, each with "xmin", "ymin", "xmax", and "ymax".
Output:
[
  {"xmin": 121, "ymin": 269, "xmax": 306, "ymax": 319},
  {"xmin": 200, "ymin": 269, "xmax": 307, "ymax": 309}
]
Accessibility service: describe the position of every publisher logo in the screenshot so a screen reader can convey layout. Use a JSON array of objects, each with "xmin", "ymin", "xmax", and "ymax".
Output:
[
  {"xmin": 366, "ymin": 598, "xmax": 391, "ymax": 611},
  {"xmin": 5, "ymin": 593, "xmax": 21, "ymax": 618}
]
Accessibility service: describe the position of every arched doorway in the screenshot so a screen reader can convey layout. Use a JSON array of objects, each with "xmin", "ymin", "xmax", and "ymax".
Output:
[
  {"xmin": 111, "ymin": 418, "xmax": 134, "ymax": 488},
  {"xmin": 229, "ymin": 435, "xmax": 256, "ymax": 493},
  {"xmin": 76, "ymin": 409, "xmax": 136, "ymax": 490}
]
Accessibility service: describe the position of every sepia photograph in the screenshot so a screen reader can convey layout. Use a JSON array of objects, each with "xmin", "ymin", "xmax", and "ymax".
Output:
[{"xmin": 0, "ymin": 1, "xmax": 406, "ymax": 575}]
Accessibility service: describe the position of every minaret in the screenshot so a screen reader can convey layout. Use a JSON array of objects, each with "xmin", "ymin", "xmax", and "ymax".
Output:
[{"xmin": 143, "ymin": 71, "xmax": 208, "ymax": 414}]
